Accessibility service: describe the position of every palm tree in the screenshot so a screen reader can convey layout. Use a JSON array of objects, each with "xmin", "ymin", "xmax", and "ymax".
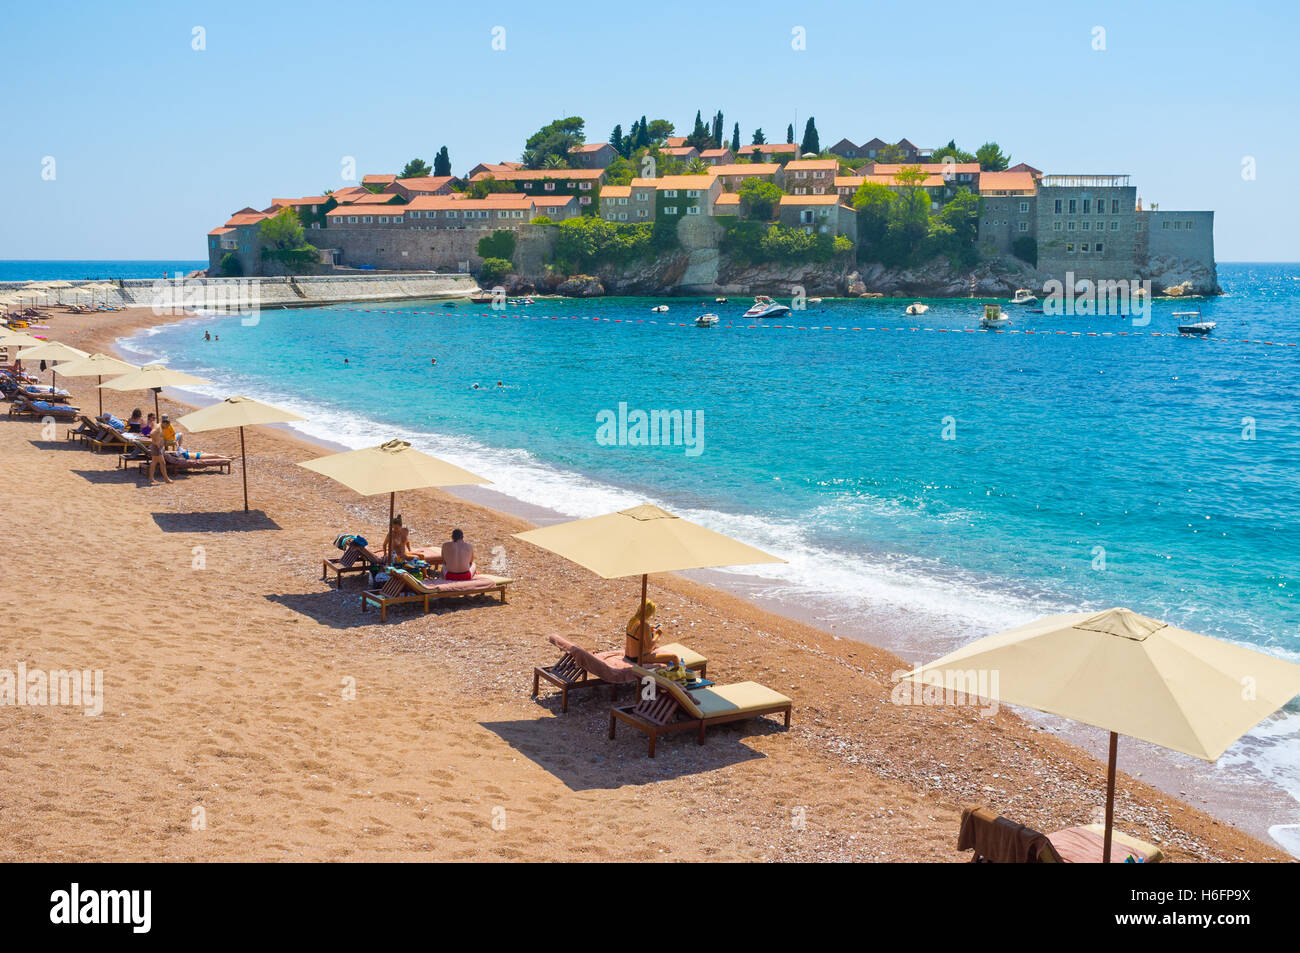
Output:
[
  {"xmin": 542, "ymin": 154, "xmax": 569, "ymax": 170},
  {"xmin": 686, "ymin": 157, "xmax": 709, "ymax": 174}
]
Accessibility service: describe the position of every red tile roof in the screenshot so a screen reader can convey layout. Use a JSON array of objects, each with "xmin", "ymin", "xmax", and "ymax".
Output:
[
  {"xmin": 710, "ymin": 163, "xmax": 782, "ymax": 176},
  {"xmin": 977, "ymin": 171, "xmax": 1037, "ymax": 193},
  {"xmin": 469, "ymin": 168, "xmax": 605, "ymax": 182},
  {"xmin": 361, "ymin": 174, "xmax": 397, "ymax": 185}
]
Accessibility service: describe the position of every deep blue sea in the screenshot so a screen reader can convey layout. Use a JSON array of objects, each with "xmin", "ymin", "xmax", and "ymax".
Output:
[
  {"xmin": 0, "ymin": 260, "xmax": 207, "ymax": 281},
  {"xmin": 119, "ymin": 262, "xmax": 1300, "ymax": 838}
]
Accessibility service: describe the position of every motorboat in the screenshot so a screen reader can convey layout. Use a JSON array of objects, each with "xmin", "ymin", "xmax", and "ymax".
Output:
[
  {"xmin": 695, "ymin": 313, "xmax": 720, "ymax": 327},
  {"xmin": 651, "ymin": 305, "xmax": 669, "ymax": 313},
  {"xmin": 808, "ymin": 297, "xmax": 823, "ymax": 305},
  {"xmin": 1174, "ymin": 309, "xmax": 1215, "ymax": 334},
  {"xmin": 980, "ymin": 304, "xmax": 1010, "ymax": 329},
  {"xmin": 905, "ymin": 302, "xmax": 929, "ymax": 316},
  {"xmin": 1011, "ymin": 288, "xmax": 1038, "ymax": 305},
  {"xmin": 742, "ymin": 295, "xmax": 791, "ymax": 318},
  {"xmin": 715, "ymin": 297, "xmax": 728, "ymax": 303}
]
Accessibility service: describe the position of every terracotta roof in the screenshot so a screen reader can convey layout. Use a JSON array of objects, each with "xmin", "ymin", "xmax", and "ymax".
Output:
[
  {"xmin": 529, "ymin": 195, "xmax": 578, "ymax": 207},
  {"xmin": 207, "ymin": 226, "xmax": 235, "ymax": 236},
  {"xmin": 570, "ymin": 143, "xmax": 613, "ymax": 153},
  {"xmin": 601, "ymin": 186, "xmax": 632, "ymax": 198},
  {"xmin": 326, "ymin": 207, "xmax": 405, "ymax": 218},
  {"xmin": 854, "ymin": 173, "xmax": 947, "ymax": 188},
  {"xmin": 361, "ymin": 174, "xmax": 397, "ymax": 184},
  {"xmin": 404, "ymin": 195, "xmax": 533, "ymax": 211},
  {"xmin": 710, "ymin": 163, "xmax": 782, "ymax": 176},
  {"xmin": 660, "ymin": 146, "xmax": 699, "ymax": 156},
  {"xmin": 632, "ymin": 174, "xmax": 716, "ymax": 191},
  {"xmin": 737, "ymin": 144, "xmax": 798, "ymax": 155},
  {"xmin": 699, "ymin": 148, "xmax": 732, "ymax": 158},
  {"xmin": 713, "ymin": 193, "xmax": 741, "ymax": 206},
  {"xmin": 392, "ymin": 176, "xmax": 457, "ymax": 192},
  {"xmin": 1007, "ymin": 162, "xmax": 1043, "ymax": 177},
  {"xmin": 273, "ymin": 195, "xmax": 331, "ymax": 207},
  {"xmin": 861, "ymin": 138, "xmax": 888, "ymax": 149},
  {"xmin": 663, "ymin": 136, "xmax": 687, "ymax": 147},
  {"xmin": 330, "ymin": 187, "xmax": 367, "ymax": 201},
  {"xmin": 872, "ymin": 162, "xmax": 979, "ymax": 176},
  {"xmin": 224, "ymin": 211, "xmax": 270, "ymax": 227},
  {"xmin": 470, "ymin": 168, "xmax": 604, "ymax": 182},
  {"xmin": 978, "ymin": 171, "xmax": 1037, "ymax": 193},
  {"xmin": 779, "ymin": 194, "xmax": 842, "ymax": 206},
  {"xmin": 784, "ymin": 159, "xmax": 838, "ymax": 171}
]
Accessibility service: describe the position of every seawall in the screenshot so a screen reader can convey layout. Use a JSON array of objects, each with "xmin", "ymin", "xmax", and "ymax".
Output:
[{"xmin": 0, "ymin": 272, "xmax": 481, "ymax": 311}]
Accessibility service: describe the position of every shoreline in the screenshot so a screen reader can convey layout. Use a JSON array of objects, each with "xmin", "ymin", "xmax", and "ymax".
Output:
[
  {"xmin": 1, "ymin": 301, "xmax": 1289, "ymax": 861},
  {"xmin": 104, "ymin": 303, "xmax": 1300, "ymax": 852}
]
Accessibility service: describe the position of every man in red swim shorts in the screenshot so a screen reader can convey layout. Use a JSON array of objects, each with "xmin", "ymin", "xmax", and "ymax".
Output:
[{"xmin": 441, "ymin": 528, "xmax": 475, "ymax": 580}]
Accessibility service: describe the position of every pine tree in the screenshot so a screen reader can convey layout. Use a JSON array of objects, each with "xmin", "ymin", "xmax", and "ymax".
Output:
[
  {"xmin": 635, "ymin": 115, "xmax": 650, "ymax": 149},
  {"xmin": 433, "ymin": 147, "xmax": 451, "ymax": 177},
  {"xmin": 731, "ymin": 122, "xmax": 740, "ymax": 153},
  {"xmin": 752, "ymin": 128, "xmax": 766, "ymax": 145},
  {"xmin": 786, "ymin": 123, "xmax": 794, "ymax": 144},
  {"xmin": 610, "ymin": 124, "xmax": 625, "ymax": 157},
  {"xmin": 800, "ymin": 117, "xmax": 820, "ymax": 155},
  {"xmin": 712, "ymin": 111, "xmax": 724, "ymax": 149}
]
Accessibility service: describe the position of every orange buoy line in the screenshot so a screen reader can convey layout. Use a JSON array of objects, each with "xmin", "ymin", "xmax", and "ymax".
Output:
[{"xmin": 319, "ymin": 308, "xmax": 1299, "ymax": 349}]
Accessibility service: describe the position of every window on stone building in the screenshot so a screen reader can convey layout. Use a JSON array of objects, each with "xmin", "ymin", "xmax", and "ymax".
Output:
[
  {"xmin": 1081, "ymin": 243, "xmax": 1089, "ymax": 252},
  {"xmin": 1018, "ymin": 222, "xmax": 1029, "ymax": 232},
  {"xmin": 1095, "ymin": 242, "xmax": 1104, "ymax": 253},
  {"xmin": 1068, "ymin": 199, "xmax": 1077, "ymax": 213},
  {"xmin": 1066, "ymin": 243, "xmax": 1075, "ymax": 253},
  {"xmin": 1054, "ymin": 199, "xmax": 1062, "ymax": 213}
]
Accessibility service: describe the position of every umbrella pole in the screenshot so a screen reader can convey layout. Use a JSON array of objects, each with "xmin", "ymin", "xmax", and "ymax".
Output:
[
  {"xmin": 639, "ymin": 573, "xmax": 649, "ymax": 662},
  {"xmin": 239, "ymin": 426, "xmax": 249, "ymax": 512},
  {"xmin": 1103, "ymin": 731, "xmax": 1118, "ymax": 864},
  {"xmin": 388, "ymin": 492, "xmax": 396, "ymax": 563},
  {"xmin": 97, "ymin": 375, "xmax": 103, "ymax": 417},
  {"xmin": 153, "ymin": 389, "xmax": 160, "ymax": 419}
]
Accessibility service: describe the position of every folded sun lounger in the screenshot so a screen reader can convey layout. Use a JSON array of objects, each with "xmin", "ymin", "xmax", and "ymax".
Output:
[
  {"xmin": 533, "ymin": 634, "xmax": 708, "ymax": 713},
  {"xmin": 956, "ymin": 805, "xmax": 1164, "ymax": 863},
  {"xmin": 361, "ymin": 567, "xmax": 512, "ymax": 621},
  {"xmin": 608, "ymin": 663, "xmax": 792, "ymax": 757},
  {"xmin": 322, "ymin": 542, "xmax": 386, "ymax": 589}
]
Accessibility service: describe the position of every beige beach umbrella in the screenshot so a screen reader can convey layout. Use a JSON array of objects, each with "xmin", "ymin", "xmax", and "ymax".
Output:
[
  {"xmin": 0, "ymin": 330, "xmax": 48, "ymax": 351},
  {"xmin": 100, "ymin": 363, "xmax": 211, "ymax": 419},
  {"xmin": 178, "ymin": 396, "xmax": 306, "ymax": 511},
  {"xmin": 51, "ymin": 352, "xmax": 139, "ymax": 416},
  {"xmin": 44, "ymin": 280, "xmax": 73, "ymax": 304},
  {"xmin": 16, "ymin": 341, "xmax": 88, "ymax": 392},
  {"xmin": 514, "ymin": 505, "xmax": 785, "ymax": 661},
  {"xmin": 903, "ymin": 607, "xmax": 1300, "ymax": 862},
  {"xmin": 299, "ymin": 439, "xmax": 490, "ymax": 545}
]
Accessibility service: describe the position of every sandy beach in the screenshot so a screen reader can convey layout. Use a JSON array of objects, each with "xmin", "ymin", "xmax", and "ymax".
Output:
[{"xmin": 0, "ymin": 304, "xmax": 1287, "ymax": 862}]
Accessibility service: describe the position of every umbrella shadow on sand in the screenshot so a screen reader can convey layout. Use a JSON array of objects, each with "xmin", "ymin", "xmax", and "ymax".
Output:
[
  {"xmin": 479, "ymin": 716, "xmax": 771, "ymax": 791},
  {"xmin": 151, "ymin": 510, "xmax": 281, "ymax": 533}
]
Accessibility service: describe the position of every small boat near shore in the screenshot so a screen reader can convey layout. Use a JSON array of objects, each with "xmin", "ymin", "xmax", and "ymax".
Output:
[
  {"xmin": 1175, "ymin": 309, "xmax": 1215, "ymax": 334},
  {"xmin": 905, "ymin": 302, "xmax": 929, "ymax": 316},
  {"xmin": 980, "ymin": 304, "xmax": 1010, "ymax": 329},
  {"xmin": 651, "ymin": 305, "xmax": 669, "ymax": 313},
  {"xmin": 1012, "ymin": 288, "xmax": 1038, "ymax": 305},
  {"xmin": 742, "ymin": 295, "xmax": 791, "ymax": 318},
  {"xmin": 695, "ymin": 313, "xmax": 720, "ymax": 327}
]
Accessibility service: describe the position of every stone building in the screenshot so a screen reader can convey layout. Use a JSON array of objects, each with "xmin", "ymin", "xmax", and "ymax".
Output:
[
  {"xmin": 1033, "ymin": 174, "xmax": 1139, "ymax": 284},
  {"xmin": 976, "ymin": 170, "xmax": 1038, "ymax": 255}
]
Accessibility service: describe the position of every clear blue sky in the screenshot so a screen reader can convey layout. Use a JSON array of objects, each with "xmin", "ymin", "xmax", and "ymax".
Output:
[{"xmin": 2, "ymin": 0, "xmax": 1296, "ymax": 260}]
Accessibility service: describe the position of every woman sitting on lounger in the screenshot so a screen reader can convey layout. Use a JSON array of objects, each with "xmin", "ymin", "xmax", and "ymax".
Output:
[
  {"xmin": 624, "ymin": 600, "xmax": 676, "ymax": 665},
  {"xmin": 381, "ymin": 515, "xmax": 412, "ymax": 563},
  {"xmin": 126, "ymin": 408, "xmax": 144, "ymax": 433}
]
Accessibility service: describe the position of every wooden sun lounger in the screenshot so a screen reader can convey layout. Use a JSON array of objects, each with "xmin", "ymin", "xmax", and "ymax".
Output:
[
  {"xmin": 67, "ymin": 414, "xmax": 102, "ymax": 445},
  {"xmin": 361, "ymin": 568, "xmax": 512, "ymax": 621},
  {"xmin": 956, "ymin": 805, "xmax": 1164, "ymax": 863},
  {"xmin": 8, "ymin": 395, "xmax": 80, "ymax": 419},
  {"xmin": 533, "ymin": 634, "xmax": 708, "ymax": 713},
  {"xmin": 609, "ymin": 664, "xmax": 792, "ymax": 757},
  {"xmin": 322, "ymin": 543, "xmax": 385, "ymax": 589},
  {"xmin": 126, "ymin": 449, "xmax": 233, "ymax": 477}
]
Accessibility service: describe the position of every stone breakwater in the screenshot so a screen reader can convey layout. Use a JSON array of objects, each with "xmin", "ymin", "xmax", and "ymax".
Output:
[{"xmin": 0, "ymin": 273, "xmax": 480, "ymax": 310}]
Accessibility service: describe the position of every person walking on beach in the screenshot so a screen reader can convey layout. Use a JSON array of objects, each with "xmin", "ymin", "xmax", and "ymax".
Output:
[
  {"xmin": 147, "ymin": 422, "xmax": 172, "ymax": 485},
  {"xmin": 441, "ymin": 529, "xmax": 475, "ymax": 580}
]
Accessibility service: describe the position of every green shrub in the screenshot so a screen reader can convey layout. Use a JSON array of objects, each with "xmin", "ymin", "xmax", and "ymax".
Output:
[
  {"xmin": 1012, "ymin": 235, "xmax": 1038, "ymax": 266},
  {"xmin": 550, "ymin": 216, "xmax": 677, "ymax": 270},
  {"xmin": 219, "ymin": 252, "xmax": 243, "ymax": 277},
  {"xmin": 478, "ymin": 257, "xmax": 513, "ymax": 286},
  {"xmin": 477, "ymin": 229, "xmax": 517, "ymax": 261}
]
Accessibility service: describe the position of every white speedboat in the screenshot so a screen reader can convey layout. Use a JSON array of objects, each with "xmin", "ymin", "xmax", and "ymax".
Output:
[
  {"xmin": 980, "ymin": 304, "xmax": 1010, "ymax": 329},
  {"xmin": 1011, "ymin": 288, "xmax": 1038, "ymax": 305},
  {"xmin": 695, "ymin": 313, "xmax": 720, "ymax": 327},
  {"xmin": 742, "ymin": 295, "xmax": 791, "ymax": 318},
  {"xmin": 1174, "ymin": 309, "xmax": 1215, "ymax": 334},
  {"xmin": 905, "ymin": 302, "xmax": 929, "ymax": 316},
  {"xmin": 715, "ymin": 297, "xmax": 728, "ymax": 304},
  {"xmin": 651, "ymin": 305, "xmax": 669, "ymax": 313},
  {"xmin": 808, "ymin": 297, "xmax": 823, "ymax": 305}
]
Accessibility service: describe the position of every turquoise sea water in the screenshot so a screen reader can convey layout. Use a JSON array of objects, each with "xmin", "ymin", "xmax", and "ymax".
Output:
[
  {"xmin": 0, "ymin": 260, "xmax": 207, "ymax": 281},
  {"xmin": 121, "ymin": 263, "xmax": 1300, "ymax": 823}
]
